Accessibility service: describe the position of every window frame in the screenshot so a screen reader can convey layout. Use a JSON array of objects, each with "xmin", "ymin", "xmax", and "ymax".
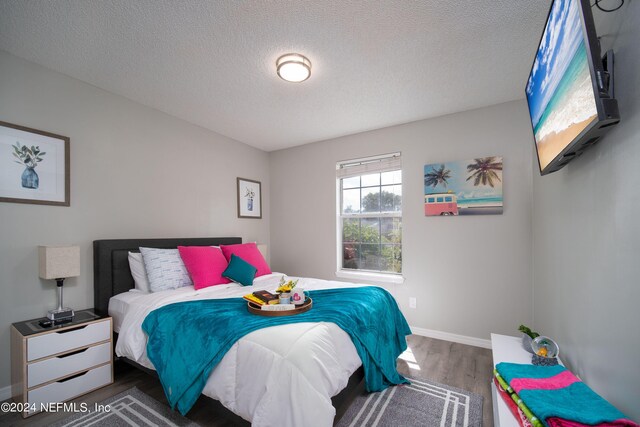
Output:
[{"xmin": 335, "ymin": 154, "xmax": 404, "ymax": 284}]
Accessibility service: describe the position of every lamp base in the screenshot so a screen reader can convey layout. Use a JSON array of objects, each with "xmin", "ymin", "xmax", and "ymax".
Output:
[{"xmin": 48, "ymin": 308, "xmax": 74, "ymax": 321}]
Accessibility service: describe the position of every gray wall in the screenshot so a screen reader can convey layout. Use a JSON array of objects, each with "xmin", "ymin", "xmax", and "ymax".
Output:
[
  {"xmin": 0, "ymin": 51, "xmax": 270, "ymax": 394},
  {"xmin": 532, "ymin": 3, "xmax": 640, "ymax": 419},
  {"xmin": 270, "ymin": 100, "xmax": 534, "ymax": 341},
  {"xmin": 4, "ymin": 3, "xmax": 637, "ymax": 415}
]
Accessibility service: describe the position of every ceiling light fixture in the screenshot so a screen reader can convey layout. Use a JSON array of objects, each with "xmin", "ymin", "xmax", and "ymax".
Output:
[{"xmin": 276, "ymin": 53, "xmax": 311, "ymax": 83}]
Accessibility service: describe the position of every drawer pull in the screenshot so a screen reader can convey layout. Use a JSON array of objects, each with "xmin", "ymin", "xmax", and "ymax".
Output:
[
  {"xmin": 57, "ymin": 348, "xmax": 88, "ymax": 358},
  {"xmin": 57, "ymin": 370, "xmax": 89, "ymax": 383},
  {"xmin": 56, "ymin": 325, "xmax": 88, "ymax": 334}
]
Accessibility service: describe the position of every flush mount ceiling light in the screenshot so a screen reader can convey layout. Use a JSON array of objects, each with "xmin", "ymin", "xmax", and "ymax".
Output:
[{"xmin": 276, "ymin": 53, "xmax": 311, "ymax": 83}]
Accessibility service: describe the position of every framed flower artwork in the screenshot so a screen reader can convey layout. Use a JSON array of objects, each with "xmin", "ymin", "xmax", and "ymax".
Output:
[
  {"xmin": 237, "ymin": 177, "xmax": 262, "ymax": 219},
  {"xmin": 0, "ymin": 121, "xmax": 70, "ymax": 206}
]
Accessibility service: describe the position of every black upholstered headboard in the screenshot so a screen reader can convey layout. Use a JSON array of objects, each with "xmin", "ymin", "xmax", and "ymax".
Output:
[{"xmin": 93, "ymin": 237, "xmax": 242, "ymax": 315}]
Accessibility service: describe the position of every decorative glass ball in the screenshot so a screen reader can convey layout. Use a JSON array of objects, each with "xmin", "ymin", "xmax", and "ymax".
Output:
[{"xmin": 532, "ymin": 336, "xmax": 559, "ymax": 359}]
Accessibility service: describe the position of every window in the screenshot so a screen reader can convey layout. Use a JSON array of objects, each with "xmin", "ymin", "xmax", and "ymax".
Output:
[{"xmin": 337, "ymin": 153, "xmax": 402, "ymax": 278}]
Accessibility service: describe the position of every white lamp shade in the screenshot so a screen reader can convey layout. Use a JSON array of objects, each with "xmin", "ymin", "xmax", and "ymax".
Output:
[{"xmin": 39, "ymin": 245, "xmax": 80, "ymax": 279}]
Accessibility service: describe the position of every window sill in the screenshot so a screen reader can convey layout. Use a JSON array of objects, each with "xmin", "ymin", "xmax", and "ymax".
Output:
[{"xmin": 335, "ymin": 270, "xmax": 405, "ymax": 285}]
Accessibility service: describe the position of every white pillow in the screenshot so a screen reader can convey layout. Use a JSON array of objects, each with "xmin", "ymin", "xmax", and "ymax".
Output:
[
  {"xmin": 139, "ymin": 247, "xmax": 192, "ymax": 292},
  {"xmin": 128, "ymin": 252, "xmax": 151, "ymax": 293}
]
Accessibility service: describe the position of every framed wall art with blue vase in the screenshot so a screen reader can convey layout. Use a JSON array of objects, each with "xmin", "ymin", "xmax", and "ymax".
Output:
[
  {"xmin": 0, "ymin": 121, "xmax": 70, "ymax": 206},
  {"xmin": 237, "ymin": 177, "xmax": 261, "ymax": 219}
]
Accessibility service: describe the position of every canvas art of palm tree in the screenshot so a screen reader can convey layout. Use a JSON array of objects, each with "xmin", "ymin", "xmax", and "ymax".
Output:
[
  {"xmin": 424, "ymin": 156, "xmax": 503, "ymax": 216},
  {"xmin": 424, "ymin": 164, "xmax": 452, "ymax": 188}
]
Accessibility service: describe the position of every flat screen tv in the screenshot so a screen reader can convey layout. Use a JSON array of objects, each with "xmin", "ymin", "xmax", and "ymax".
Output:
[{"xmin": 526, "ymin": 0, "xmax": 619, "ymax": 175}]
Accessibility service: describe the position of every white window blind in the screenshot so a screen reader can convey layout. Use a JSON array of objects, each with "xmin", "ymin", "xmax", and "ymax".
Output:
[{"xmin": 336, "ymin": 152, "xmax": 402, "ymax": 179}]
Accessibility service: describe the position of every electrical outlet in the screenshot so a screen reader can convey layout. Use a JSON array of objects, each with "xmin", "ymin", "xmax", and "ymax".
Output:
[{"xmin": 409, "ymin": 297, "xmax": 417, "ymax": 309}]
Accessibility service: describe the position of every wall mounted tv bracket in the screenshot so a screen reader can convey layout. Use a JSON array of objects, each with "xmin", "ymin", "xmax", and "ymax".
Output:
[{"xmin": 597, "ymin": 46, "xmax": 615, "ymax": 98}]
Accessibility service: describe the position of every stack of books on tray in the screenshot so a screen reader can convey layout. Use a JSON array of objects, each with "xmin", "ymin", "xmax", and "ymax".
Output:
[
  {"xmin": 243, "ymin": 290, "xmax": 295, "ymax": 311},
  {"xmin": 242, "ymin": 294, "xmax": 269, "ymax": 305},
  {"xmin": 243, "ymin": 290, "xmax": 279, "ymax": 305}
]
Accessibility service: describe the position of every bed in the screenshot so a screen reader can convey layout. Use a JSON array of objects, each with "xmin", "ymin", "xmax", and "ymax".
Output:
[{"xmin": 94, "ymin": 237, "xmax": 407, "ymax": 426}]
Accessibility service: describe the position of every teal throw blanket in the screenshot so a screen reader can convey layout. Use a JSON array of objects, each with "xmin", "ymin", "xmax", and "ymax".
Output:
[{"xmin": 142, "ymin": 287, "xmax": 411, "ymax": 415}]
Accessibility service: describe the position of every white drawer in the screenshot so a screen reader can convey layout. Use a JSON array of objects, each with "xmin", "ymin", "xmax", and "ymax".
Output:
[
  {"xmin": 28, "ymin": 342, "xmax": 111, "ymax": 388},
  {"xmin": 27, "ymin": 363, "xmax": 112, "ymax": 413},
  {"xmin": 27, "ymin": 320, "xmax": 110, "ymax": 361}
]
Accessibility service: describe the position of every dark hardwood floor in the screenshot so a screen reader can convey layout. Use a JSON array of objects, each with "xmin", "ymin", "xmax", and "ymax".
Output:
[{"xmin": 0, "ymin": 335, "xmax": 493, "ymax": 426}]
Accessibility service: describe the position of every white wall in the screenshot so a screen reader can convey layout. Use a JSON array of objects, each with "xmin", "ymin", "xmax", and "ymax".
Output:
[
  {"xmin": 270, "ymin": 100, "xmax": 534, "ymax": 342},
  {"xmin": 532, "ymin": 2, "xmax": 640, "ymax": 419},
  {"xmin": 0, "ymin": 51, "xmax": 270, "ymax": 394}
]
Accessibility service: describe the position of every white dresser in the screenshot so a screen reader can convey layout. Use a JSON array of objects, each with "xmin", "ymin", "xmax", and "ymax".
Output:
[{"xmin": 10, "ymin": 309, "xmax": 113, "ymax": 418}]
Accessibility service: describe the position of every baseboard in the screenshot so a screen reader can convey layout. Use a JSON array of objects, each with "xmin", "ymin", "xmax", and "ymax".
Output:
[
  {"xmin": 410, "ymin": 326, "xmax": 492, "ymax": 349},
  {"xmin": 0, "ymin": 384, "xmax": 11, "ymax": 402}
]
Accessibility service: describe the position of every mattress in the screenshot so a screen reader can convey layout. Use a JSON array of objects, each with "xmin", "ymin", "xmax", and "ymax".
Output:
[{"xmin": 112, "ymin": 273, "xmax": 367, "ymax": 427}]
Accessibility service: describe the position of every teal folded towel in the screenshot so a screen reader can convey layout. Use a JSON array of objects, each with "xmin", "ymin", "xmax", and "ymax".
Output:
[
  {"xmin": 497, "ymin": 362, "xmax": 566, "ymax": 382},
  {"xmin": 522, "ymin": 383, "xmax": 631, "ymax": 426}
]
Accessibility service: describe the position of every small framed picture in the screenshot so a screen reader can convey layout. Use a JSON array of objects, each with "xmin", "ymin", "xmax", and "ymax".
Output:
[
  {"xmin": 237, "ymin": 177, "xmax": 262, "ymax": 219},
  {"xmin": 0, "ymin": 121, "xmax": 70, "ymax": 206}
]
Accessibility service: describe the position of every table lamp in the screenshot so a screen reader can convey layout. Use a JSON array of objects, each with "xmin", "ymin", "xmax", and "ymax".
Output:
[{"xmin": 39, "ymin": 245, "xmax": 80, "ymax": 321}]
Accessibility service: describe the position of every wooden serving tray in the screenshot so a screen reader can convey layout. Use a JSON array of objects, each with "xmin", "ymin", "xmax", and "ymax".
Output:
[{"xmin": 247, "ymin": 298, "xmax": 312, "ymax": 317}]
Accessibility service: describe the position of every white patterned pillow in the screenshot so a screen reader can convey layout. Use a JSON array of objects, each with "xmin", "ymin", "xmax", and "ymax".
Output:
[{"xmin": 139, "ymin": 247, "xmax": 192, "ymax": 292}]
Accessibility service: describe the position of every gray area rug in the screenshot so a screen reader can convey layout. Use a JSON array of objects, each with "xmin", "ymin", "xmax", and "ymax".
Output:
[
  {"xmin": 49, "ymin": 387, "xmax": 199, "ymax": 427},
  {"xmin": 337, "ymin": 376, "xmax": 483, "ymax": 427}
]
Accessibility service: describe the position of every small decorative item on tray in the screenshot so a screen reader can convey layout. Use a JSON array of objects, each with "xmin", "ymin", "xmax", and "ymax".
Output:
[
  {"xmin": 247, "ymin": 297, "xmax": 312, "ymax": 317},
  {"xmin": 279, "ymin": 293, "xmax": 291, "ymax": 304},
  {"xmin": 531, "ymin": 335, "xmax": 560, "ymax": 366},
  {"xmin": 291, "ymin": 288, "xmax": 306, "ymax": 305},
  {"xmin": 261, "ymin": 303, "xmax": 295, "ymax": 311},
  {"xmin": 276, "ymin": 276, "xmax": 298, "ymax": 294}
]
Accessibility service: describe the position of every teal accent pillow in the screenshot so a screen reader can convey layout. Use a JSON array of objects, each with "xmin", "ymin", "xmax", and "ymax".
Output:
[{"xmin": 222, "ymin": 254, "xmax": 257, "ymax": 286}]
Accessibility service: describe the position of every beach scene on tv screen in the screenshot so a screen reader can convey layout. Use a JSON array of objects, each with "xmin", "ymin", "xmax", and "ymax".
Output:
[{"xmin": 526, "ymin": 0, "xmax": 597, "ymax": 170}]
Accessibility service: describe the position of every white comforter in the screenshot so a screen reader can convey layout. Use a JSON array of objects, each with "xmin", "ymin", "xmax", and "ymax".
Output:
[{"xmin": 115, "ymin": 274, "xmax": 365, "ymax": 427}]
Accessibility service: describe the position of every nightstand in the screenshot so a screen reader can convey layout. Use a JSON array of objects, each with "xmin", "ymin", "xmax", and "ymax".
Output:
[{"xmin": 10, "ymin": 309, "xmax": 113, "ymax": 418}]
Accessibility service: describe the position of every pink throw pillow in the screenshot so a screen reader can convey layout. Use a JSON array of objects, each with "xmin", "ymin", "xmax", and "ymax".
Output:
[
  {"xmin": 178, "ymin": 246, "xmax": 231, "ymax": 290},
  {"xmin": 220, "ymin": 243, "xmax": 271, "ymax": 278}
]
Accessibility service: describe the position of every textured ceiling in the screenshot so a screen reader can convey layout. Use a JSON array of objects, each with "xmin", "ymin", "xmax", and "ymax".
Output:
[{"xmin": 0, "ymin": 1, "xmax": 550, "ymax": 151}]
